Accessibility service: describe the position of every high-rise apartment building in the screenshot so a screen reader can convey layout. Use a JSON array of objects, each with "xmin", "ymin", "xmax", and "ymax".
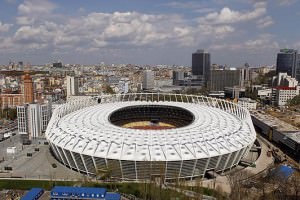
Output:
[
  {"xmin": 17, "ymin": 100, "xmax": 52, "ymax": 139},
  {"xmin": 276, "ymin": 49, "xmax": 300, "ymax": 81},
  {"xmin": 297, "ymin": 53, "xmax": 300, "ymax": 81},
  {"xmin": 66, "ymin": 76, "xmax": 79, "ymax": 97},
  {"xmin": 23, "ymin": 74, "xmax": 34, "ymax": 103},
  {"xmin": 142, "ymin": 70, "xmax": 154, "ymax": 90},
  {"xmin": 192, "ymin": 49, "xmax": 211, "ymax": 85}
]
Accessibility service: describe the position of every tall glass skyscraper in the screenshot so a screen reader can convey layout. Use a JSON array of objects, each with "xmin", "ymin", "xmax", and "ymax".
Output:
[
  {"xmin": 192, "ymin": 49, "xmax": 210, "ymax": 85},
  {"xmin": 297, "ymin": 54, "xmax": 300, "ymax": 82},
  {"xmin": 276, "ymin": 49, "xmax": 299, "ymax": 81}
]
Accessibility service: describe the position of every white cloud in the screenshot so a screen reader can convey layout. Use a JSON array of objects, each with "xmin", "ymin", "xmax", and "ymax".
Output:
[
  {"xmin": 5, "ymin": 0, "xmax": 17, "ymax": 4},
  {"xmin": 9, "ymin": 0, "xmax": 268, "ymax": 52},
  {"xmin": 14, "ymin": 25, "xmax": 53, "ymax": 45},
  {"xmin": 277, "ymin": 0, "xmax": 296, "ymax": 6},
  {"xmin": 164, "ymin": 1, "xmax": 215, "ymax": 14},
  {"xmin": 245, "ymin": 34, "xmax": 279, "ymax": 50},
  {"xmin": 5, "ymin": 7, "xmax": 240, "ymax": 55},
  {"xmin": 78, "ymin": 7, "xmax": 86, "ymax": 13},
  {"xmin": 257, "ymin": 16, "xmax": 274, "ymax": 28},
  {"xmin": 292, "ymin": 42, "xmax": 300, "ymax": 49},
  {"xmin": 209, "ymin": 34, "xmax": 279, "ymax": 51},
  {"xmin": 198, "ymin": 2, "xmax": 266, "ymax": 24},
  {"xmin": 210, "ymin": 43, "xmax": 241, "ymax": 51},
  {"xmin": 164, "ymin": 1, "xmax": 203, "ymax": 9},
  {"xmin": 3, "ymin": 1, "xmax": 272, "ymax": 56},
  {"xmin": 1, "ymin": 0, "xmax": 291, "ymax": 66},
  {"xmin": 198, "ymin": 24, "xmax": 235, "ymax": 38},
  {"xmin": 16, "ymin": 16, "xmax": 35, "ymax": 25},
  {"xmin": 16, "ymin": 0, "xmax": 60, "ymax": 25},
  {"xmin": 194, "ymin": 8, "xmax": 215, "ymax": 14},
  {"xmin": 89, "ymin": 12, "xmax": 193, "ymax": 47},
  {"xmin": 8, "ymin": 11, "xmax": 201, "ymax": 52},
  {"xmin": 18, "ymin": 0, "xmax": 56, "ymax": 15},
  {"xmin": 0, "ymin": 37, "xmax": 14, "ymax": 49},
  {"xmin": 0, "ymin": 21, "xmax": 13, "ymax": 32}
]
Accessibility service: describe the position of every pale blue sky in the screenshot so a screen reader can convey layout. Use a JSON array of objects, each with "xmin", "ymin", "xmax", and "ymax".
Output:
[{"xmin": 0, "ymin": 0, "xmax": 299, "ymax": 66}]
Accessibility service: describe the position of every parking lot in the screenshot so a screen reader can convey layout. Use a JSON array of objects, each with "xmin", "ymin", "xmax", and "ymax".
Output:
[
  {"xmin": 0, "ymin": 133, "xmax": 22, "ymax": 162},
  {"xmin": 0, "ymin": 134, "xmax": 84, "ymax": 181}
]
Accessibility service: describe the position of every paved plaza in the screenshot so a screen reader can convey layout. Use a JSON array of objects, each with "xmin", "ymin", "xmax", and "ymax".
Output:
[{"xmin": 0, "ymin": 134, "xmax": 84, "ymax": 180}]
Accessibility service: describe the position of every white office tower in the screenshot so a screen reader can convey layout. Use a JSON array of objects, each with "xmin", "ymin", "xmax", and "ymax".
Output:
[
  {"xmin": 143, "ymin": 70, "xmax": 154, "ymax": 90},
  {"xmin": 28, "ymin": 104, "xmax": 41, "ymax": 138},
  {"xmin": 41, "ymin": 100, "xmax": 52, "ymax": 131},
  {"xmin": 118, "ymin": 79, "xmax": 129, "ymax": 94},
  {"xmin": 17, "ymin": 101, "xmax": 52, "ymax": 139},
  {"xmin": 66, "ymin": 76, "xmax": 79, "ymax": 98},
  {"xmin": 17, "ymin": 106, "xmax": 27, "ymax": 134}
]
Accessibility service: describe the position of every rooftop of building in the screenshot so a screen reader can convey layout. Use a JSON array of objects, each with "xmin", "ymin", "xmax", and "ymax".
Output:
[
  {"xmin": 238, "ymin": 98, "xmax": 257, "ymax": 103},
  {"xmin": 50, "ymin": 186, "xmax": 121, "ymax": 200},
  {"xmin": 274, "ymin": 86, "xmax": 298, "ymax": 90},
  {"xmin": 251, "ymin": 110, "xmax": 300, "ymax": 143}
]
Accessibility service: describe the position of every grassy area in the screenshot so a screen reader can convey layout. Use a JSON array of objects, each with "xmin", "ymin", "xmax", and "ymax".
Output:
[
  {"xmin": 89, "ymin": 182, "xmax": 188, "ymax": 199},
  {"xmin": 180, "ymin": 185, "xmax": 227, "ymax": 199},
  {"xmin": 0, "ymin": 179, "xmax": 76, "ymax": 190}
]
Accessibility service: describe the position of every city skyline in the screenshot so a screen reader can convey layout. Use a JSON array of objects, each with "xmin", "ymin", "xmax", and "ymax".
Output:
[{"xmin": 0, "ymin": 0, "xmax": 299, "ymax": 66}]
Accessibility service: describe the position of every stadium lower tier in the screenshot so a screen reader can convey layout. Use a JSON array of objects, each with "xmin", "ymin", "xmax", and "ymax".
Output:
[{"xmin": 50, "ymin": 143, "xmax": 251, "ymax": 181}]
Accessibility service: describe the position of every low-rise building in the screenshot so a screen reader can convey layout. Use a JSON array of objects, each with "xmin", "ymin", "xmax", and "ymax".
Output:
[
  {"xmin": 238, "ymin": 98, "xmax": 257, "ymax": 110},
  {"xmin": 224, "ymin": 86, "xmax": 246, "ymax": 99},
  {"xmin": 257, "ymin": 88, "xmax": 272, "ymax": 99},
  {"xmin": 272, "ymin": 73, "xmax": 299, "ymax": 106},
  {"xmin": 50, "ymin": 186, "xmax": 121, "ymax": 200},
  {"xmin": 273, "ymin": 86, "xmax": 300, "ymax": 106},
  {"xmin": 0, "ymin": 93, "xmax": 24, "ymax": 109}
]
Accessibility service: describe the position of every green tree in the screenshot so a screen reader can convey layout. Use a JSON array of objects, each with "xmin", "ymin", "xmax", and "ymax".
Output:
[
  {"xmin": 245, "ymin": 87, "xmax": 258, "ymax": 100},
  {"xmin": 0, "ymin": 108, "xmax": 17, "ymax": 120},
  {"xmin": 287, "ymin": 95, "xmax": 300, "ymax": 106},
  {"xmin": 254, "ymin": 70, "xmax": 276, "ymax": 85},
  {"xmin": 104, "ymin": 84, "xmax": 115, "ymax": 94},
  {"xmin": 185, "ymin": 86, "xmax": 209, "ymax": 96}
]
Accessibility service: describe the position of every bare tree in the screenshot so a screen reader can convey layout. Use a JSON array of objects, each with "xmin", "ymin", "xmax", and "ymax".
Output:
[
  {"xmin": 227, "ymin": 170, "xmax": 253, "ymax": 200},
  {"xmin": 287, "ymin": 171, "xmax": 300, "ymax": 200}
]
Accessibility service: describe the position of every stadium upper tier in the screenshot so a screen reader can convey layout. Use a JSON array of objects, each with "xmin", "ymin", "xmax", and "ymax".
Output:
[{"xmin": 45, "ymin": 93, "xmax": 256, "ymax": 180}]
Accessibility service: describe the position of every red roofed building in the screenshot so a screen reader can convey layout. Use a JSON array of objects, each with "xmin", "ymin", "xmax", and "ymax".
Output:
[{"xmin": 272, "ymin": 73, "xmax": 299, "ymax": 106}]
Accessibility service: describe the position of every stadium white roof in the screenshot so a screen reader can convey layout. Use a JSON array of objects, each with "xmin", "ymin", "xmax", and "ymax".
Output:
[{"xmin": 47, "ymin": 99, "xmax": 256, "ymax": 162}]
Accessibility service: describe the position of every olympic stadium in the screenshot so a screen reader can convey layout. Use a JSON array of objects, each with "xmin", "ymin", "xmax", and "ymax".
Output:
[{"xmin": 45, "ymin": 93, "xmax": 256, "ymax": 181}]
